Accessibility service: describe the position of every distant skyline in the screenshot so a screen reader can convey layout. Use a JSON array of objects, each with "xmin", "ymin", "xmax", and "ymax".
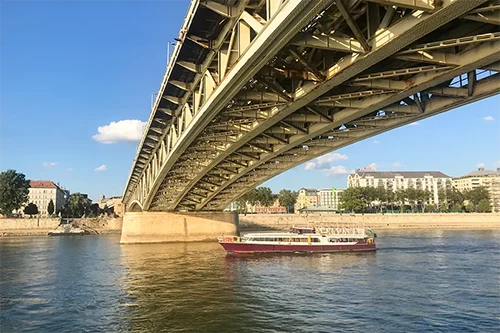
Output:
[{"xmin": 1, "ymin": 1, "xmax": 499, "ymax": 201}]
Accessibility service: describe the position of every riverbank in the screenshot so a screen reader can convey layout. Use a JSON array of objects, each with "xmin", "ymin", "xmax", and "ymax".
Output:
[
  {"xmin": 0, "ymin": 217, "xmax": 122, "ymax": 237},
  {"xmin": 239, "ymin": 213, "xmax": 500, "ymax": 232}
]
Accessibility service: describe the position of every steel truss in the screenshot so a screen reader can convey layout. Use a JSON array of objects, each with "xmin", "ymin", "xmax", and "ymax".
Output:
[{"xmin": 123, "ymin": 0, "xmax": 500, "ymax": 212}]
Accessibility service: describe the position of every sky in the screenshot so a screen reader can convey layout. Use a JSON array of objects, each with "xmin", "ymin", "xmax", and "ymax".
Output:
[{"xmin": 1, "ymin": 1, "xmax": 499, "ymax": 202}]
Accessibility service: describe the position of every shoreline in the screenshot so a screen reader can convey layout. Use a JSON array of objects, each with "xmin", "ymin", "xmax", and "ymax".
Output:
[
  {"xmin": 239, "ymin": 212, "xmax": 500, "ymax": 233},
  {"xmin": 0, "ymin": 229, "xmax": 122, "ymax": 237}
]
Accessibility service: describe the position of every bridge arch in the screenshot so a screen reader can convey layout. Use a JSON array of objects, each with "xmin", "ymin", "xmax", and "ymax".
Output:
[
  {"xmin": 123, "ymin": 0, "xmax": 500, "ymax": 212},
  {"xmin": 127, "ymin": 200, "xmax": 144, "ymax": 212}
]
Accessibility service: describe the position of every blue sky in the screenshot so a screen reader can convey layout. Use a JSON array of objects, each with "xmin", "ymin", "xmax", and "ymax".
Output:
[{"xmin": 1, "ymin": 1, "xmax": 499, "ymax": 201}]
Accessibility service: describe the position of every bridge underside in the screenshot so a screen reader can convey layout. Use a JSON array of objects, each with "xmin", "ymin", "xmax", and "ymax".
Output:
[{"xmin": 123, "ymin": 0, "xmax": 500, "ymax": 212}]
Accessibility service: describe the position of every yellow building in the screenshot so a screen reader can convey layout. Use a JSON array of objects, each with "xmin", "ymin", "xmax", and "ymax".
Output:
[
  {"xmin": 453, "ymin": 168, "xmax": 500, "ymax": 212},
  {"xmin": 294, "ymin": 188, "xmax": 319, "ymax": 212}
]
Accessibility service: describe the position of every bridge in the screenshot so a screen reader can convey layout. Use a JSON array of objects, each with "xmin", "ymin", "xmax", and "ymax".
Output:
[{"xmin": 120, "ymin": 0, "xmax": 500, "ymax": 243}]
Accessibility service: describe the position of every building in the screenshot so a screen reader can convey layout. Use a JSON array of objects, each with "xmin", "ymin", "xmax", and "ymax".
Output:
[
  {"xmin": 294, "ymin": 188, "xmax": 319, "ymax": 212},
  {"xmin": 318, "ymin": 188, "xmax": 345, "ymax": 211},
  {"xmin": 97, "ymin": 195, "xmax": 125, "ymax": 217},
  {"xmin": 255, "ymin": 199, "xmax": 287, "ymax": 214},
  {"xmin": 453, "ymin": 167, "xmax": 500, "ymax": 212},
  {"xmin": 347, "ymin": 171, "xmax": 452, "ymax": 204},
  {"xmin": 26, "ymin": 180, "xmax": 68, "ymax": 216}
]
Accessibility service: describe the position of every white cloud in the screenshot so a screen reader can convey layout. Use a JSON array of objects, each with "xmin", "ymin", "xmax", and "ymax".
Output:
[
  {"xmin": 408, "ymin": 122, "xmax": 419, "ymax": 126},
  {"xmin": 476, "ymin": 162, "xmax": 486, "ymax": 168},
  {"xmin": 92, "ymin": 119, "xmax": 146, "ymax": 144},
  {"xmin": 373, "ymin": 140, "xmax": 380, "ymax": 144},
  {"xmin": 304, "ymin": 152, "xmax": 348, "ymax": 171},
  {"xmin": 323, "ymin": 166, "xmax": 353, "ymax": 177},
  {"xmin": 43, "ymin": 162, "xmax": 57, "ymax": 168},
  {"xmin": 392, "ymin": 162, "xmax": 402, "ymax": 168},
  {"xmin": 494, "ymin": 161, "xmax": 500, "ymax": 167},
  {"xmin": 94, "ymin": 165, "xmax": 107, "ymax": 172},
  {"xmin": 366, "ymin": 162, "xmax": 377, "ymax": 171},
  {"xmin": 484, "ymin": 116, "xmax": 494, "ymax": 122},
  {"xmin": 67, "ymin": 168, "xmax": 73, "ymax": 172}
]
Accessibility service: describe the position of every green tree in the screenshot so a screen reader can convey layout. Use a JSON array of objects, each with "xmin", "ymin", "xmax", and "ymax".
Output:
[
  {"xmin": 47, "ymin": 199, "xmax": 55, "ymax": 215},
  {"xmin": 24, "ymin": 203, "xmax": 39, "ymax": 216},
  {"xmin": 426, "ymin": 204, "xmax": 437, "ymax": 212},
  {"xmin": 465, "ymin": 202, "xmax": 474, "ymax": 213},
  {"xmin": 477, "ymin": 199, "xmax": 491, "ymax": 213},
  {"xmin": 62, "ymin": 193, "xmax": 91, "ymax": 217},
  {"xmin": 278, "ymin": 189, "xmax": 298, "ymax": 213},
  {"xmin": 453, "ymin": 203, "xmax": 463, "ymax": 212},
  {"xmin": 439, "ymin": 203, "xmax": 448, "ymax": 213},
  {"xmin": 464, "ymin": 186, "xmax": 489, "ymax": 212},
  {"xmin": 394, "ymin": 189, "xmax": 407, "ymax": 212},
  {"xmin": 339, "ymin": 187, "xmax": 364, "ymax": 212},
  {"xmin": 235, "ymin": 189, "xmax": 259, "ymax": 214},
  {"xmin": 0, "ymin": 169, "xmax": 30, "ymax": 216},
  {"xmin": 255, "ymin": 187, "xmax": 275, "ymax": 207}
]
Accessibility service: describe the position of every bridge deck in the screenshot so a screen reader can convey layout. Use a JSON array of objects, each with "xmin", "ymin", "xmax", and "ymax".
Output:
[{"xmin": 123, "ymin": 0, "xmax": 500, "ymax": 212}]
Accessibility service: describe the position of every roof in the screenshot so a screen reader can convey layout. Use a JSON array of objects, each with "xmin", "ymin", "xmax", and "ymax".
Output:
[
  {"xmin": 30, "ymin": 180, "xmax": 58, "ymax": 189},
  {"xmin": 457, "ymin": 169, "xmax": 500, "ymax": 178},
  {"xmin": 351, "ymin": 171, "xmax": 451, "ymax": 179}
]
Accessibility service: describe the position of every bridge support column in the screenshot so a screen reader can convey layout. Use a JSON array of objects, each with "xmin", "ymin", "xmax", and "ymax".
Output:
[{"xmin": 120, "ymin": 211, "xmax": 239, "ymax": 244}]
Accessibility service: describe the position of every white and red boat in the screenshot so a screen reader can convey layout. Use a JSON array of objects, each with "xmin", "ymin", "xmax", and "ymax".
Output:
[{"xmin": 218, "ymin": 225, "xmax": 376, "ymax": 254}]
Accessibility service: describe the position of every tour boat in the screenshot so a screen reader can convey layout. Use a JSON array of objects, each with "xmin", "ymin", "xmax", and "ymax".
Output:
[
  {"xmin": 218, "ymin": 225, "xmax": 377, "ymax": 254},
  {"xmin": 48, "ymin": 223, "xmax": 86, "ymax": 236}
]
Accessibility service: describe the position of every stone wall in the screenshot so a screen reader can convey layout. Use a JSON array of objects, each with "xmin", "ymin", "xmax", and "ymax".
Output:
[
  {"xmin": 0, "ymin": 217, "xmax": 123, "ymax": 236},
  {"xmin": 120, "ymin": 211, "xmax": 238, "ymax": 244},
  {"xmin": 0, "ymin": 218, "xmax": 60, "ymax": 230},
  {"xmin": 239, "ymin": 213, "xmax": 500, "ymax": 231}
]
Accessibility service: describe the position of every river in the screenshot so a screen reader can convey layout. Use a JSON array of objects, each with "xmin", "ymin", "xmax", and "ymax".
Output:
[{"xmin": 1, "ymin": 229, "xmax": 499, "ymax": 332}]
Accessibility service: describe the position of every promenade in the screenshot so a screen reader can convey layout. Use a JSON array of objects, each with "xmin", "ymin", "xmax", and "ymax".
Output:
[{"xmin": 239, "ymin": 213, "xmax": 500, "ymax": 232}]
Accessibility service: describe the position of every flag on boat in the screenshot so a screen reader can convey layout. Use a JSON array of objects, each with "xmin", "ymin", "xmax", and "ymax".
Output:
[{"xmin": 367, "ymin": 228, "xmax": 377, "ymax": 237}]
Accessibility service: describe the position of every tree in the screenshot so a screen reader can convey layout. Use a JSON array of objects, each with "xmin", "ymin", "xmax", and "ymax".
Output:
[
  {"xmin": 453, "ymin": 203, "xmax": 463, "ymax": 212},
  {"xmin": 278, "ymin": 189, "xmax": 298, "ymax": 213},
  {"xmin": 62, "ymin": 193, "xmax": 91, "ymax": 217},
  {"xmin": 255, "ymin": 187, "xmax": 275, "ymax": 207},
  {"xmin": 235, "ymin": 189, "xmax": 259, "ymax": 214},
  {"xmin": 426, "ymin": 204, "xmax": 437, "ymax": 212},
  {"xmin": 464, "ymin": 186, "xmax": 490, "ymax": 212},
  {"xmin": 339, "ymin": 187, "xmax": 365, "ymax": 212},
  {"xmin": 477, "ymin": 199, "xmax": 491, "ymax": 213},
  {"xmin": 465, "ymin": 202, "xmax": 474, "ymax": 213},
  {"xmin": 0, "ymin": 170, "xmax": 30, "ymax": 216},
  {"xmin": 24, "ymin": 203, "xmax": 39, "ymax": 216},
  {"xmin": 47, "ymin": 199, "xmax": 55, "ymax": 215}
]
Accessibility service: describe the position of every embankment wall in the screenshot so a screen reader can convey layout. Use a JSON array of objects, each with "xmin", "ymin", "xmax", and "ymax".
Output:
[
  {"xmin": 120, "ymin": 211, "xmax": 238, "ymax": 244},
  {"xmin": 239, "ymin": 213, "xmax": 500, "ymax": 231},
  {"xmin": 0, "ymin": 217, "xmax": 123, "ymax": 236}
]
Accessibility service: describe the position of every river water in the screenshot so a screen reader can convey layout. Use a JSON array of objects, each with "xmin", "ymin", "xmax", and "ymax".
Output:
[{"xmin": 1, "ymin": 229, "xmax": 499, "ymax": 333}]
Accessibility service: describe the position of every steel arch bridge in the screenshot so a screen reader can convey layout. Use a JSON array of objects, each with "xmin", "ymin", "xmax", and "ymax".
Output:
[{"xmin": 122, "ymin": 0, "xmax": 500, "ymax": 212}]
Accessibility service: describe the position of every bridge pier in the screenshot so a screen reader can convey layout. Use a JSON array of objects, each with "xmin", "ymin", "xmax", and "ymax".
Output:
[{"xmin": 120, "ymin": 211, "xmax": 239, "ymax": 244}]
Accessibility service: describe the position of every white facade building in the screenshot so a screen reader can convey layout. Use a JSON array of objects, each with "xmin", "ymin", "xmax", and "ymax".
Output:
[
  {"xmin": 347, "ymin": 171, "xmax": 452, "ymax": 204},
  {"xmin": 26, "ymin": 180, "xmax": 69, "ymax": 216},
  {"xmin": 453, "ymin": 167, "xmax": 500, "ymax": 212},
  {"xmin": 318, "ymin": 188, "xmax": 345, "ymax": 211}
]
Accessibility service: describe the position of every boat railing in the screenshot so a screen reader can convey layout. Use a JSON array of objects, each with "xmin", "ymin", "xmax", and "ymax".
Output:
[
  {"xmin": 218, "ymin": 235, "xmax": 241, "ymax": 243},
  {"xmin": 315, "ymin": 227, "xmax": 367, "ymax": 236}
]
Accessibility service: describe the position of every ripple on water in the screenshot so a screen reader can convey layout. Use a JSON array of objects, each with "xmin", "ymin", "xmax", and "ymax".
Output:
[{"xmin": 1, "ymin": 230, "xmax": 500, "ymax": 332}]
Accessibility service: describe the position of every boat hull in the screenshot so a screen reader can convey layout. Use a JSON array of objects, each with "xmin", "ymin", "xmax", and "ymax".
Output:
[{"xmin": 220, "ymin": 242, "xmax": 376, "ymax": 254}]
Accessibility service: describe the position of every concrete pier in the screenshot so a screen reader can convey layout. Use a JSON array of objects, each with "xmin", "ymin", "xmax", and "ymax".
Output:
[{"xmin": 120, "ymin": 211, "xmax": 239, "ymax": 244}]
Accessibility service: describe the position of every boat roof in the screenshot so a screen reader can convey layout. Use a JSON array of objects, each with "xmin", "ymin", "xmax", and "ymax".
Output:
[{"xmin": 242, "ymin": 232, "xmax": 367, "ymax": 237}]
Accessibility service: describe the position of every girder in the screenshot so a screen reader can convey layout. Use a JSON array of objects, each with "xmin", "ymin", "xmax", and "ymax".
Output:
[{"xmin": 123, "ymin": 0, "xmax": 500, "ymax": 212}]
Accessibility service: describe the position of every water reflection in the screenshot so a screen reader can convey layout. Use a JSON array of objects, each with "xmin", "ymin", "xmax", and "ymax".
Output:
[{"xmin": 1, "ymin": 230, "xmax": 499, "ymax": 333}]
